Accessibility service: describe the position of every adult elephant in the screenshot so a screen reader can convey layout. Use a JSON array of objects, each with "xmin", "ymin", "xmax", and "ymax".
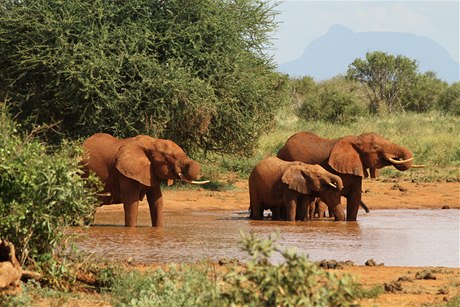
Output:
[
  {"xmin": 82, "ymin": 133, "xmax": 208, "ymax": 227},
  {"xmin": 277, "ymin": 132, "xmax": 414, "ymax": 221},
  {"xmin": 249, "ymin": 157, "xmax": 344, "ymax": 221}
]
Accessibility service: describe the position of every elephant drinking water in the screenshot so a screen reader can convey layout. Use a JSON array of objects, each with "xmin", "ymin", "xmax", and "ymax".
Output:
[
  {"xmin": 277, "ymin": 132, "xmax": 414, "ymax": 221},
  {"xmin": 249, "ymin": 157, "xmax": 344, "ymax": 221},
  {"xmin": 82, "ymin": 133, "xmax": 208, "ymax": 227}
]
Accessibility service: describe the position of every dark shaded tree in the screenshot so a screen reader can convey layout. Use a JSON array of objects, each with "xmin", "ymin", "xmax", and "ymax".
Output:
[{"xmin": 0, "ymin": 0, "xmax": 287, "ymax": 154}]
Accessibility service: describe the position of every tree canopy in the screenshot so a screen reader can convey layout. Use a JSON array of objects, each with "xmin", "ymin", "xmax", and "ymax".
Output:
[
  {"xmin": 346, "ymin": 51, "xmax": 418, "ymax": 113},
  {"xmin": 0, "ymin": 0, "xmax": 287, "ymax": 154}
]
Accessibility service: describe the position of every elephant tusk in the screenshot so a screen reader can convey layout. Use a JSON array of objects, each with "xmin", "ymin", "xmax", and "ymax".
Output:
[
  {"xmin": 360, "ymin": 200, "xmax": 370, "ymax": 213},
  {"xmin": 178, "ymin": 172, "xmax": 210, "ymax": 185},
  {"xmin": 190, "ymin": 180, "xmax": 210, "ymax": 185},
  {"xmin": 97, "ymin": 192, "xmax": 111, "ymax": 197},
  {"xmin": 411, "ymin": 164, "xmax": 426, "ymax": 168},
  {"xmin": 328, "ymin": 182, "xmax": 338, "ymax": 189},
  {"xmin": 389, "ymin": 157, "xmax": 414, "ymax": 165}
]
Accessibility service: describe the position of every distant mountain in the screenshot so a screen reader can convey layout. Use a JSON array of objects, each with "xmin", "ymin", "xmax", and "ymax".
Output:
[{"xmin": 278, "ymin": 24, "xmax": 459, "ymax": 83}]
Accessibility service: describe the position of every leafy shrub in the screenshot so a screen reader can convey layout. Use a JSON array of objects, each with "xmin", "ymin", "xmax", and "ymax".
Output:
[
  {"xmin": 400, "ymin": 72, "xmax": 447, "ymax": 112},
  {"xmin": 109, "ymin": 264, "xmax": 219, "ymax": 306},
  {"xmin": 437, "ymin": 82, "xmax": 460, "ymax": 115},
  {"xmin": 297, "ymin": 77, "xmax": 366, "ymax": 123},
  {"xmin": 0, "ymin": 103, "xmax": 100, "ymax": 265},
  {"xmin": 221, "ymin": 233, "xmax": 360, "ymax": 306},
  {"xmin": 107, "ymin": 233, "xmax": 372, "ymax": 306}
]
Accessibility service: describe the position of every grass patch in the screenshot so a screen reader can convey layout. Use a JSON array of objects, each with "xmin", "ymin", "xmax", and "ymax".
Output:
[{"xmin": 200, "ymin": 111, "xmax": 459, "ymax": 182}]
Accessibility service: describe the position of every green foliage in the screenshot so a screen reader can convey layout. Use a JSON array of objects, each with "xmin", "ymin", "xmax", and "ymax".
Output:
[
  {"xmin": 221, "ymin": 233, "xmax": 361, "ymax": 306},
  {"xmin": 0, "ymin": 291, "xmax": 32, "ymax": 307},
  {"xmin": 292, "ymin": 77, "xmax": 366, "ymax": 124},
  {"xmin": 347, "ymin": 51, "xmax": 421, "ymax": 113},
  {"xmin": 437, "ymin": 82, "xmax": 460, "ymax": 115},
  {"xmin": 446, "ymin": 295, "xmax": 460, "ymax": 307},
  {"xmin": 109, "ymin": 264, "xmax": 219, "ymax": 306},
  {"xmin": 106, "ymin": 233, "xmax": 370, "ymax": 306},
  {"xmin": 205, "ymin": 110, "xmax": 459, "ymax": 182},
  {"xmin": 0, "ymin": 103, "xmax": 100, "ymax": 266},
  {"xmin": 0, "ymin": 0, "xmax": 288, "ymax": 154},
  {"xmin": 401, "ymin": 71, "xmax": 448, "ymax": 112}
]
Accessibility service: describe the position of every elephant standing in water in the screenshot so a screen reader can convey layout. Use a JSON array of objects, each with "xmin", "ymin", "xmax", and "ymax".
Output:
[
  {"xmin": 277, "ymin": 132, "xmax": 414, "ymax": 221},
  {"xmin": 83, "ymin": 133, "xmax": 208, "ymax": 227},
  {"xmin": 249, "ymin": 157, "xmax": 344, "ymax": 221}
]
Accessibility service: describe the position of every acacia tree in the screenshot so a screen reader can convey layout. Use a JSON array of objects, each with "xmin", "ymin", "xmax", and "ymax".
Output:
[
  {"xmin": 346, "ymin": 51, "xmax": 418, "ymax": 113},
  {"xmin": 0, "ymin": 0, "xmax": 287, "ymax": 154}
]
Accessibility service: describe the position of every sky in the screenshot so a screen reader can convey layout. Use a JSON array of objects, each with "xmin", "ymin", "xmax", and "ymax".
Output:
[{"xmin": 268, "ymin": 0, "xmax": 459, "ymax": 66}]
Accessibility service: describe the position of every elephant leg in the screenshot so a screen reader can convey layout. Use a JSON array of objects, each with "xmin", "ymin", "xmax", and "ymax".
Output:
[
  {"xmin": 330, "ymin": 203, "xmax": 345, "ymax": 221},
  {"xmin": 249, "ymin": 194, "xmax": 264, "ymax": 220},
  {"xmin": 271, "ymin": 206, "xmax": 281, "ymax": 220},
  {"xmin": 123, "ymin": 201, "xmax": 139, "ymax": 227},
  {"xmin": 147, "ymin": 185, "xmax": 163, "ymax": 227},
  {"xmin": 297, "ymin": 196, "xmax": 313, "ymax": 221},
  {"xmin": 308, "ymin": 198, "xmax": 316, "ymax": 220},
  {"xmin": 320, "ymin": 192, "xmax": 345, "ymax": 221},
  {"xmin": 283, "ymin": 192, "xmax": 297, "ymax": 221},
  {"xmin": 346, "ymin": 179, "xmax": 362, "ymax": 221},
  {"xmin": 119, "ymin": 177, "xmax": 141, "ymax": 227},
  {"xmin": 317, "ymin": 200, "xmax": 328, "ymax": 218}
]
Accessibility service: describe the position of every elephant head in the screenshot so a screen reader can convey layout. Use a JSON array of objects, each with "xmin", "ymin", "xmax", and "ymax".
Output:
[
  {"xmin": 115, "ymin": 135, "xmax": 207, "ymax": 187},
  {"xmin": 281, "ymin": 164, "xmax": 344, "ymax": 194},
  {"xmin": 329, "ymin": 133, "xmax": 413, "ymax": 178}
]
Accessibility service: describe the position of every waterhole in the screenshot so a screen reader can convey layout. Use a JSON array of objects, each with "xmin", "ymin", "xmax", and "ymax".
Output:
[{"xmin": 72, "ymin": 209, "xmax": 459, "ymax": 267}]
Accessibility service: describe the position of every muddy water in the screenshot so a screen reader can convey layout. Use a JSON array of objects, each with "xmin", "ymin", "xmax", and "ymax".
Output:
[{"xmin": 72, "ymin": 209, "xmax": 460, "ymax": 267}]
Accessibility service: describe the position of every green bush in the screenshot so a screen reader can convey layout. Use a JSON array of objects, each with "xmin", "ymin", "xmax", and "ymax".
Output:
[
  {"xmin": 221, "ymin": 233, "xmax": 360, "ymax": 306},
  {"xmin": 295, "ymin": 77, "xmax": 366, "ymax": 124},
  {"xmin": 0, "ymin": 103, "xmax": 100, "ymax": 266},
  {"xmin": 400, "ymin": 72, "xmax": 448, "ymax": 112},
  {"xmin": 0, "ymin": 0, "xmax": 288, "ymax": 155},
  {"xmin": 437, "ymin": 82, "xmax": 460, "ymax": 115},
  {"xmin": 107, "ymin": 233, "xmax": 369, "ymax": 306},
  {"xmin": 109, "ymin": 264, "xmax": 219, "ymax": 306}
]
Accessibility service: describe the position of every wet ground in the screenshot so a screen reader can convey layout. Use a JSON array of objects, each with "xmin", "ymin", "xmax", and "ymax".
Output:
[{"xmin": 72, "ymin": 209, "xmax": 459, "ymax": 267}]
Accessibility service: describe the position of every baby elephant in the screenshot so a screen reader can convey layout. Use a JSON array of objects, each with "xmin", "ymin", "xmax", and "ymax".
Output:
[{"xmin": 249, "ymin": 157, "xmax": 344, "ymax": 221}]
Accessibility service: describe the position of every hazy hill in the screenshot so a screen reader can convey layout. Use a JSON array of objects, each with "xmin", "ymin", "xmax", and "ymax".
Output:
[{"xmin": 278, "ymin": 24, "xmax": 459, "ymax": 83}]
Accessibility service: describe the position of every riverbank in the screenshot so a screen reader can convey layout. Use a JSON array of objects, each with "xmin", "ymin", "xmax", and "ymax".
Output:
[{"xmin": 96, "ymin": 179, "xmax": 460, "ymax": 214}]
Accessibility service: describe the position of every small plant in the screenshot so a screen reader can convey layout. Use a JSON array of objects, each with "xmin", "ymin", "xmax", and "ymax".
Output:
[
  {"xmin": 220, "ymin": 232, "xmax": 363, "ymax": 306},
  {"xmin": 108, "ymin": 263, "xmax": 219, "ymax": 306}
]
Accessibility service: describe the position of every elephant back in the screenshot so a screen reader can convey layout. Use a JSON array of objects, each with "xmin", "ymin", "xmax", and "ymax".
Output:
[{"xmin": 277, "ymin": 132, "xmax": 333, "ymax": 165}]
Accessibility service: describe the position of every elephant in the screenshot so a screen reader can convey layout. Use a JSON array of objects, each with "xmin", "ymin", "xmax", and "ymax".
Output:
[
  {"xmin": 277, "ymin": 132, "xmax": 414, "ymax": 221},
  {"xmin": 82, "ymin": 133, "xmax": 209, "ymax": 227},
  {"xmin": 248, "ymin": 157, "xmax": 344, "ymax": 221}
]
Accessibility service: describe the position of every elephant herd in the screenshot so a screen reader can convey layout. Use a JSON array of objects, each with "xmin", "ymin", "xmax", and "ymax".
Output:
[{"xmin": 82, "ymin": 131, "xmax": 416, "ymax": 227}]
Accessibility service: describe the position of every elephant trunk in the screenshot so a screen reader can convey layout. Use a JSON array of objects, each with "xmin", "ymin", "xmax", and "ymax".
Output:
[
  {"xmin": 328, "ymin": 174, "xmax": 343, "ymax": 191},
  {"xmin": 176, "ymin": 159, "xmax": 209, "ymax": 185},
  {"xmin": 385, "ymin": 145, "xmax": 414, "ymax": 171}
]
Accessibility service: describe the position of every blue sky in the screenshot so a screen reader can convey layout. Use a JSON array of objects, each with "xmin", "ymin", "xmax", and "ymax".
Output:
[{"xmin": 269, "ymin": 0, "xmax": 459, "ymax": 66}]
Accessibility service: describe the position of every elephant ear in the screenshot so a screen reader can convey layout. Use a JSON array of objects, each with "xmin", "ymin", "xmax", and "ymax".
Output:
[
  {"xmin": 115, "ymin": 138, "xmax": 159, "ymax": 187},
  {"xmin": 281, "ymin": 166, "xmax": 310, "ymax": 194},
  {"xmin": 329, "ymin": 136, "xmax": 364, "ymax": 177}
]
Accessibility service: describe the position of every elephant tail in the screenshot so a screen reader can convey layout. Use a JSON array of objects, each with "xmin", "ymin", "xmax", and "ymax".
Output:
[{"xmin": 360, "ymin": 200, "xmax": 370, "ymax": 213}]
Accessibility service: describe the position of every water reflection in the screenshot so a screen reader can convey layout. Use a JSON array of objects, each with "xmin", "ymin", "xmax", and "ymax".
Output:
[{"xmin": 72, "ymin": 209, "xmax": 460, "ymax": 267}]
